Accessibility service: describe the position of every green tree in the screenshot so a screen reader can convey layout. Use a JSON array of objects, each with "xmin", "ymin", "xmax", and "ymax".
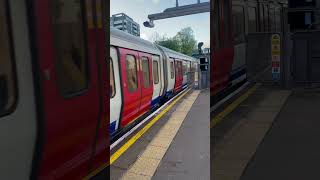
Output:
[
  {"xmin": 156, "ymin": 36, "xmax": 180, "ymax": 52},
  {"xmin": 175, "ymin": 27, "xmax": 197, "ymax": 56},
  {"xmin": 155, "ymin": 27, "xmax": 197, "ymax": 56}
]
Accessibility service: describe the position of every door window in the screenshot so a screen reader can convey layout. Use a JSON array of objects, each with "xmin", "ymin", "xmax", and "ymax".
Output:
[
  {"xmin": 110, "ymin": 58, "xmax": 115, "ymax": 98},
  {"xmin": 232, "ymin": 6, "xmax": 245, "ymax": 44},
  {"xmin": 153, "ymin": 61, "xmax": 159, "ymax": 84},
  {"xmin": 51, "ymin": 0, "xmax": 88, "ymax": 96},
  {"xmin": 248, "ymin": 7, "xmax": 257, "ymax": 33},
  {"xmin": 141, "ymin": 57, "xmax": 150, "ymax": 88},
  {"xmin": 0, "ymin": 0, "xmax": 17, "ymax": 116},
  {"xmin": 126, "ymin": 55, "xmax": 138, "ymax": 92},
  {"xmin": 170, "ymin": 61, "xmax": 174, "ymax": 79}
]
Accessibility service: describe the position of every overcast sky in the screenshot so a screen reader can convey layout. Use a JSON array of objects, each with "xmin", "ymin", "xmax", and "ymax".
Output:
[{"xmin": 110, "ymin": 0, "xmax": 210, "ymax": 48}]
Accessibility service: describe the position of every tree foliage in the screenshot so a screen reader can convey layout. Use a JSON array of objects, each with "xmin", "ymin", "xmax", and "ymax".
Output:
[{"xmin": 155, "ymin": 27, "xmax": 197, "ymax": 56}]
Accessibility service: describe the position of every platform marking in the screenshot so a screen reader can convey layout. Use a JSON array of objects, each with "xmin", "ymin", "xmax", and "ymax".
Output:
[
  {"xmin": 110, "ymin": 89, "xmax": 191, "ymax": 165},
  {"xmin": 210, "ymin": 82, "xmax": 250, "ymax": 112},
  {"xmin": 120, "ymin": 91, "xmax": 200, "ymax": 179},
  {"xmin": 210, "ymin": 83, "xmax": 260, "ymax": 128},
  {"xmin": 111, "ymin": 87, "xmax": 190, "ymax": 150}
]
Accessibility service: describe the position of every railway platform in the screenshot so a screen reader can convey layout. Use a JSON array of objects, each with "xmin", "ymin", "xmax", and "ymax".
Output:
[
  {"xmin": 110, "ymin": 88, "xmax": 210, "ymax": 180},
  {"xmin": 212, "ymin": 82, "xmax": 320, "ymax": 180}
]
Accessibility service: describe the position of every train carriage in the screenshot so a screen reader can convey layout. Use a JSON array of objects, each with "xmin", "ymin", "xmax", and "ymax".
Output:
[
  {"xmin": 211, "ymin": 0, "xmax": 287, "ymax": 105},
  {"xmin": 110, "ymin": 28, "xmax": 198, "ymax": 138},
  {"xmin": 0, "ymin": 0, "xmax": 108, "ymax": 179}
]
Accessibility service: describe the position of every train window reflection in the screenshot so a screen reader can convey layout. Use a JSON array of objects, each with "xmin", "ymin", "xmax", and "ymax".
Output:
[
  {"xmin": 248, "ymin": 7, "xmax": 257, "ymax": 33},
  {"xmin": 141, "ymin": 57, "xmax": 150, "ymax": 88},
  {"xmin": 110, "ymin": 58, "xmax": 115, "ymax": 98},
  {"xmin": 0, "ymin": 0, "xmax": 17, "ymax": 116},
  {"xmin": 269, "ymin": 8, "xmax": 276, "ymax": 32},
  {"xmin": 51, "ymin": 0, "xmax": 88, "ymax": 96},
  {"xmin": 153, "ymin": 60, "xmax": 159, "ymax": 84},
  {"xmin": 126, "ymin": 55, "xmax": 138, "ymax": 92},
  {"xmin": 170, "ymin": 61, "xmax": 174, "ymax": 79},
  {"xmin": 232, "ymin": 6, "xmax": 245, "ymax": 44}
]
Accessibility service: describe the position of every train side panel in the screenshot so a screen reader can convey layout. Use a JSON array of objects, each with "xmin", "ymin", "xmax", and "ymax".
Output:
[
  {"xmin": 166, "ymin": 57, "xmax": 176, "ymax": 97},
  {"xmin": 151, "ymin": 55, "xmax": 162, "ymax": 107},
  {"xmin": 110, "ymin": 47, "xmax": 122, "ymax": 134},
  {"xmin": 0, "ymin": 0, "xmax": 37, "ymax": 178}
]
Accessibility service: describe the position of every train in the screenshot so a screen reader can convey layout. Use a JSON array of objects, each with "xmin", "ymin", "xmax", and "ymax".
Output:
[
  {"xmin": 0, "ymin": 0, "xmax": 108, "ymax": 179},
  {"xmin": 110, "ymin": 27, "xmax": 199, "ymax": 138},
  {"xmin": 210, "ymin": 0, "xmax": 287, "ymax": 105}
]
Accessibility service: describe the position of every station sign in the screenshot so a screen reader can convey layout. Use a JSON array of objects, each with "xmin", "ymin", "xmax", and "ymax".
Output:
[{"xmin": 271, "ymin": 34, "xmax": 281, "ymax": 81}]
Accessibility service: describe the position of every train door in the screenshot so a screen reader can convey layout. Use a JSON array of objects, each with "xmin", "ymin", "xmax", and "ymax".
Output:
[
  {"xmin": 138, "ymin": 52, "xmax": 153, "ymax": 116},
  {"xmin": 166, "ymin": 58, "xmax": 175, "ymax": 96},
  {"xmin": 0, "ymin": 1, "xmax": 37, "ymax": 179},
  {"xmin": 110, "ymin": 47, "xmax": 122, "ymax": 135},
  {"xmin": 211, "ymin": 0, "xmax": 234, "ymax": 97},
  {"xmin": 152, "ymin": 55, "xmax": 161, "ymax": 107},
  {"xmin": 182, "ymin": 60, "xmax": 188, "ymax": 86},
  {"xmin": 232, "ymin": 1, "xmax": 247, "ymax": 85},
  {"xmin": 31, "ymin": 0, "xmax": 104, "ymax": 179},
  {"xmin": 119, "ymin": 49, "xmax": 141, "ymax": 127},
  {"xmin": 174, "ymin": 60, "xmax": 183, "ymax": 92}
]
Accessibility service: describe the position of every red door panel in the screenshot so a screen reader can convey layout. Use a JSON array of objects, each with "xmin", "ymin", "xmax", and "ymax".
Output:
[
  {"xmin": 138, "ymin": 52, "xmax": 153, "ymax": 115},
  {"xmin": 119, "ymin": 48, "xmax": 141, "ymax": 127},
  {"xmin": 174, "ymin": 60, "xmax": 183, "ymax": 92},
  {"xmin": 33, "ymin": 0, "xmax": 103, "ymax": 179}
]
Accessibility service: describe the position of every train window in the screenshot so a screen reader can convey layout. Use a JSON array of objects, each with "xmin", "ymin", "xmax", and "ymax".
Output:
[
  {"xmin": 232, "ymin": 6, "xmax": 245, "ymax": 44},
  {"xmin": 264, "ymin": 4, "xmax": 269, "ymax": 32},
  {"xmin": 259, "ymin": 4, "xmax": 265, "ymax": 31},
  {"xmin": 275, "ymin": 8, "xmax": 282, "ymax": 32},
  {"xmin": 110, "ymin": 58, "xmax": 115, "ymax": 98},
  {"xmin": 141, "ymin": 57, "xmax": 150, "ymax": 88},
  {"xmin": 269, "ymin": 8, "xmax": 276, "ymax": 32},
  {"xmin": 170, "ymin": 61, "xmax": 174, "ymax": 79},
  {"xmin": 212, "ymin": 0, "xmax": 221, "ymax": 49},
  {"xmin": 51, "ymin": 0, "xmax": 88, "ymax": 96},
  {"xmin": 126, "ymin": 55, "xmax": 138, "ymax": 92},
  {"xmin": 248, "ymin": 7, "xmax": 257, "ymax": 33},
  {"xmin": 223, "ymin": 0, "xmax": 232, "ymax": 46},
  {"xmin": 0, "ymin": 0, "xmax": 17, "ymax": 116},
  {"xmin": 153, "ymin": 60, "xmax": 159, "ymax": 84}
]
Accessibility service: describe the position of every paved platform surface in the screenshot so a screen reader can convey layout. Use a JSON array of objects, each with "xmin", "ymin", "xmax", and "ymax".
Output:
[
  {"xmin": 153, "ymin": 90, "xmax": 210, "ymax": 180},
  {"xmin": 110, "ymin": 89, "xmax": 209, "ymax": 180},
  {"xmin": 212, "ymin": 84, "xmax": 291, "ymax": 180},
  {"xmin": 241, "ymin": 87, "xmax": 320, "ymax": 180}
]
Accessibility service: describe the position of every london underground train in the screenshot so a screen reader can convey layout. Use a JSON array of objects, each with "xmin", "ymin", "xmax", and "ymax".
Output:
[
  {"xmin": 211, "ymin": 0, "xmax": 287, "ymax": 104},
  {"xmin": 110, "ymin": 27, "xmax": 198, "ymax": 138},
  {"xmin": 0, "ymin": 0, "xmax": 108, "ymax": 179}
]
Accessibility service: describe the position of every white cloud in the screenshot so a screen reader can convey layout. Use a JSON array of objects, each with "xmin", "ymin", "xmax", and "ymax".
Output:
[
  {"xmin": 140, "ymin": 33, "xmax": 148, "ymax": 40},
  {"xmin": 152, "ymin": 0, "xmax": 160, "ymax": 4}
]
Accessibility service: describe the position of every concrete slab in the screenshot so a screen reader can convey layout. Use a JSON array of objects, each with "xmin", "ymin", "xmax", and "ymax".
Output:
[
  {"xmin": 212, "ymin": 85, "xmax": 291, "ymax": 180},
  {"xmin": 153, "ymin": 90, "xmax": 210, "ymax": 180},
  {"xmin": 241, "ymin": 89, "xmax": 320, "ymax": 180}
]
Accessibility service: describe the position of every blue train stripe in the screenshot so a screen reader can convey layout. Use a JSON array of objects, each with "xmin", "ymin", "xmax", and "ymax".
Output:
[
  {"xmin": 110, "ymin": 121, "xmax": 117, "ymax": 135},
  {"xmin": 229, "ymin": 66, "xmax": 247, "ymax": 81},
  {"xmin": 151, "ymin": 97, "xmax": 160, "ymax": 107}
]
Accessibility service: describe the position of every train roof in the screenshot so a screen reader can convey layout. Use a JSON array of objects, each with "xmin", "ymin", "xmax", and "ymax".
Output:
[
  {"xmin": 157, "ymin": 45, "xmax": 197, "ymax": 62},
  {"xmin": 110, "ymin": 27, "xmax": 160, "ymax": 55},
  {"xmin": 110, "ymin": 27, "xmax": 197, "ymax": 62}
]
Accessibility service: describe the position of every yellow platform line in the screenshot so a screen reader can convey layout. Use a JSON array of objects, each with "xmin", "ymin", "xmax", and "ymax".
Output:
[
  {"xmin": 120, "ymin": 91, "xmax": 200, "ymax": 179},
  {"xmin": 210, "ymin": 83, "xmax": 260, "ymax": 128},
  {"xmin": 110, "ymin": 89, "xmax": 191, "ymax": 165}
]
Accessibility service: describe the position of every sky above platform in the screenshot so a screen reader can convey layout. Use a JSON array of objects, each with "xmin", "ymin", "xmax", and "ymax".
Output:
[{"xmin": 110, "ymin": 0, "xmax": 210, "ymax": 48}]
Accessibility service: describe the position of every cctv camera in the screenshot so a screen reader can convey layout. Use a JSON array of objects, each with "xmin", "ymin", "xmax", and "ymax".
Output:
[{"xmin": 143, "ymin": 20, "xmax": 154, "ymax": 28}]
